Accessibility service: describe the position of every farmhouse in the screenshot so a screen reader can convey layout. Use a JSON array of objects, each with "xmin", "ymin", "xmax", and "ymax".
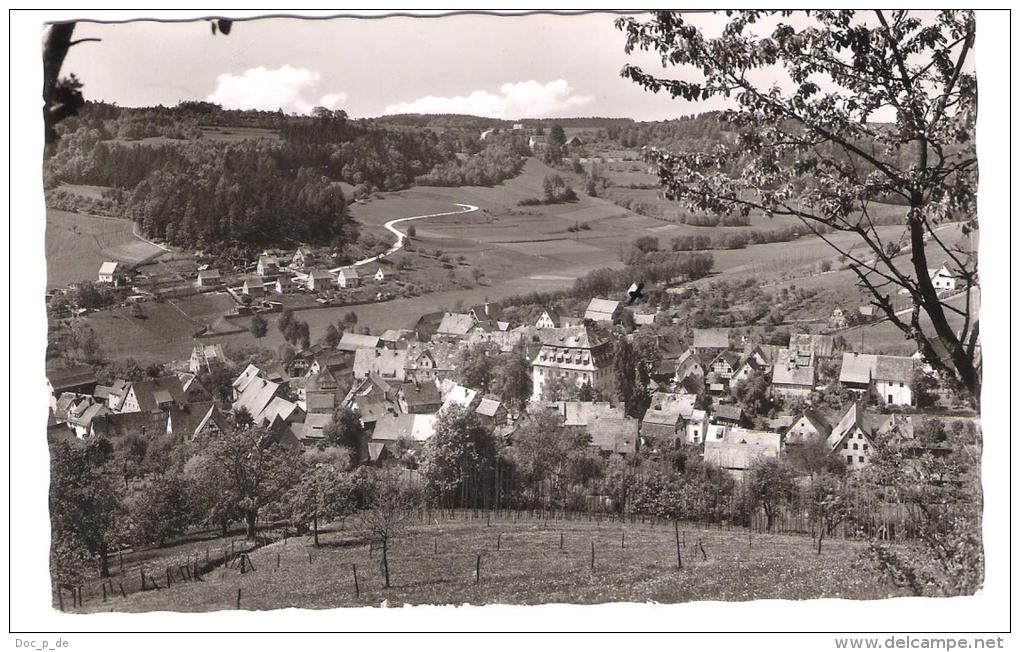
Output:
[
  {"xmin": 673, "ymin": 348, "xmax": 709, "ymax": 383},
  {"xmin": 231, "ymin": 363, "xmax": 264, "ymax": 399},
  {"xmin": 434, "ymin": 312, "xmax": 478, "ymax": 340},
  {"xmin": 242, "ymin": 276, "xmax": 266, "ymax": 297},
  {"xmin": 374, "ymin": 267, "xmax": 386, "ymax": 282},
  {"xmin": 785, "ymin": 409, "xmax": 832, "ymax": 446},
  {"xmin": 166, "ymin": 402, "xmax": 229, "ymax": 440},
  {"xmin": 291, "ymin": 247, "xmax": 312, "ymax": 270},
  {"xmin": 826, "ymin": 402, "xmax": 876, "ymax": 469},
  {"xmin": 353, "ymin": 348, "xmax": 409, "ymax": 382},
  {"xmin": 529, "ymin": 134, "xmax": 547, "ymax": 151},
  {"xmin": 337, "ymin": 332, "xmax": 382, "ymax": 353},
  {"xmin": 305, "ymin": 270, "xmax": 334, "ymax": 291},
  {"xmin": 534, "ymin": 306, "xmax": 562, "ymax": 329},
  {"xmin": 640, "ymin": 392, "xmax": 696, "ymax": 443},
  {"xmin": 703, "ymin": 427, "xmax": 782, "ymax": 478},
  {"xmin": 838, "ymin": 352, "xmax": 915, "ymax": 405},
  {"xmin": 693, "ymin": 328, "xmax": 730, "ymax": 353},
  {"xmin": 380, "ymin": 329, "xmax": 414, "ymax": 349},
  {"xmin": 771, "ymin": 348, "xmax": 816, "ymax": 398},
  {"xmin": 97, "ymin": 261, "xmax": 124, "ymax": 286},
  {"xmin": 928, "ymin": 263, "xmax": 957, "ymax": 292},
  {"xmin": 589, "ymin": 417, "xmax": 639, "ymax": 456},
  {"xmin": 583, "ymin": 298, "xmax": 622, "ymax": 323},
  {"xmin": 336, "ymin": 267, "xmax": 362, "ymax": 288},
  {"xmin": 257, "ymin": 256, "xmax": 279, "ymax": 277},
  {"xmin": 709, "ymin": 350, "xmax": 741, "ymax": 380},
  {"xmin": 195, "ymin": 269, "xmax": 222, "ymax": 288},
  {"xmin": 189, "ymin": 344, "xmax": 227, "ymax": 375},
  {"xmin": 474, "ymin": 395, "xmax": 508, "ymax": 426},
  {"xmin": 730, "ymin": 356, "xmax": 765, "ymax": 385},
  {"xmin": 404, "ymin": 343, "xmax": 460, "ymax": 383},
  {"xmin": 396, "ymin": 381, "xmax": 442, "ymax": 414},
  {"xmin": 114, "ymin": 376, "xmax": 189, "ymax": 414},
  {"xmin": 530, "ymin": 325, "xmax": 614, "ymax": 401},
  {"xmin": 46, "ymin": 365, "xmax": 98, "ymax": 402},
  {"xmin": 232, "ymin": 377, "xmax": 283, "ymax": 423},
  {"xmin": 274, "ymin": 276, "xmax": 295, "ymax": 293}
]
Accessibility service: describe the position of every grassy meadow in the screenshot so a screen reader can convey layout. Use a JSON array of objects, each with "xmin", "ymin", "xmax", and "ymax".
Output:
[{"xmin": 70, "ymin": 511, "xmax": 903, "ymax": 613}]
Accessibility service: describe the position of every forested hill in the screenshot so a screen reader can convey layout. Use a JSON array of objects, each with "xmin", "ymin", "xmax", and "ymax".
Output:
[{"xmin": 42, "ymin": 103, "xmax": 528, "ymax": 251}]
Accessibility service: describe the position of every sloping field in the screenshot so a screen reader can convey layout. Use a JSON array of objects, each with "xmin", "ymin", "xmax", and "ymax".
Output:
[
  {"xmin": 45, "ymin": 209, "xmax": 166, "ymax": 289},
  {"xmin": 74, "ymin": 512, "xmax": 898, "ymax": 612}
]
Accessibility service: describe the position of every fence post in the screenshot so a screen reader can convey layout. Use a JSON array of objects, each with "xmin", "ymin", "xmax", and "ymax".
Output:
[
  {"xmin": 497, "ymin": 533, "xmax": 501, "ymax": 551},
  {"xmin": 590, "ymin": 541, "xmax": 595, "ymax": 572},
  {"xmin": 352, "ymin": 563, "xmax": 360, "ymax": 598},
  {"xmin": 236, "ymin": 588, "xmax": 241, "ymax": 609},
  {"xmin": 475, "ymin": 554, "xmax": 481, "ymax": 585},
  {"xmin": 56, "ymin": 586, "xmax": 64, "ymax": 612},
  {"xmin": 119, "ymin": 582, "xmax": 127, "ymax": 599},
  {"xmin": 675, "ymin": 521, "xmax": 682, "ymax": 570},
  {"xmin": 560, "ymin": 532, "xmax": 564, "ymax": 550}
]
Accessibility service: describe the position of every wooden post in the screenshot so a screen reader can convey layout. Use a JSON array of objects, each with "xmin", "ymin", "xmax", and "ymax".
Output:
[
  {"xmin": 139, "ymin": 568, "xmax": 146, "ymax": 590},
  {"xmin": 308, "ymin": 551, "xmax": 312, "ymax": 564},
  {"xmin": 277, "ymin": 553, "xmax": 281, "ymax": 569},
  {"xmin": 434, "ymin": 535, "xmax": 438, "ymax": 555},
  {"xmin": 352, "ymin": 563, "xmax": 360, "ymax": 598},
  {"xmin": 560, "ymin": 532, "xmax": 564, "ymax": 550},
  {"xmin": 621, "ymin": 530, "xmax": 625, "ymax": 549},
  {"xmin": 749, "ymin": 531, "xmax": 752, "ymax": 548},
  {"xmin": 475, "ymin": 554, "xmax": 481, "ymax": 585},
  {"xmin": 56, "ymin": 586, "xmax": 64, "ymax": 612},
  {"xmin": 817, "ymin": 530, "xmax": 824, "ymax": 555},
  {"xmin": 497, "ymin": 533, "xmax": 501, "ymax": 551},
  {"xmin": 674, "ymin": 521, "xmax": 682, "ymax": 570},
  {"xmin": 590, "ymin": 541, "xmax": 595, "ymax": 572},
  {"xmin": 699, "ymin": 539, "xmax": 707, "ymax": 561},
  {"xmin": 240, "ymin": 555, "xmax": 247, "ymax": 574},
  {"xmin": 118, "ymin": 582, "xmax": 127, "ymax": 599},
  {"xmin": 102, "ymin": 583, "xmax": 107, "ymax": 602},
  {"xmin": 119, "ymin": 550, "xmax": 124, "ymax": 572},
  {"xmin": 236, "ymin": 588, "xmax": 241, "ymax": 609}
]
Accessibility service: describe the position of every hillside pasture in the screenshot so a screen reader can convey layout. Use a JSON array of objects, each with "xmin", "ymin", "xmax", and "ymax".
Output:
[
  {"xmin": 45, "ymin": 209, "xmax": 166, "ymax": 289},
  {"xmin": 73, "ymin": 512, "xmax": 900, "ymax": 613}
]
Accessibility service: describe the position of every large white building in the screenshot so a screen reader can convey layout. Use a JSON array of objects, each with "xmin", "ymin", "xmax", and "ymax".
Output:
[{"xmin": 530, "ymin": 326, "xmax": 614, "ymax": 401}]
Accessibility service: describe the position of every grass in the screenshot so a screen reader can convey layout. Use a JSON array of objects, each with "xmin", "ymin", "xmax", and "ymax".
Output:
[
  {"xmin": 72, "ymin": 511, "xmax": 903, "ymax": 612},
  {"xmin": 45, "ymin": 209, "xmax": 166, "ymax": 289}
]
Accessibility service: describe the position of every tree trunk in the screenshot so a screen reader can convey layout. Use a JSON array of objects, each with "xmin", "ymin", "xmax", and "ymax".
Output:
[
  {"xmin": 245, "ymin": 510, "xmax": 258, "ymax": 539},
  {"xmin": 382, "ymin": 537, "xmax": 391, "ymax": 589},
  {"xmin": 98, "ymin": 544, "xmax": 110, "ymax": 578}
]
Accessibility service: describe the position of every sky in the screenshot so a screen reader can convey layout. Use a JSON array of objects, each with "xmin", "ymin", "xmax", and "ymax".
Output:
[
  {"xmin": 57, "ymin": 12, "xmax": 738, "ymax": 121},
  {"xmin": 57, "ymin": 11, "xmax": 966, "ymax": 122}
]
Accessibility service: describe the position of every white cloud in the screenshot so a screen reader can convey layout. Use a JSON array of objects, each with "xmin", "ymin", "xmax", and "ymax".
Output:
[
  {"xmin": 383, "ymin": 79, "xmax": 594, "ymax": 119},
  {"xmin": 207, "ymin": 65, "xmax": 347, "ymax": 115}
]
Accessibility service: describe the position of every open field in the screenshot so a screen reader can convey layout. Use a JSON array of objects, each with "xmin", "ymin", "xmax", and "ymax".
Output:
[
  {"xmin": 73, "ymin": 512, "xmax": 901, "ymax": 612},
  {"xmin": 45, "ymin": 209, "xmax": 167, "ymax": 290}
]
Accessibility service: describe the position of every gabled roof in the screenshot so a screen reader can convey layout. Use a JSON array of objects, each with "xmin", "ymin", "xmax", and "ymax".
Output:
[
  {"xmin": 47, "ymin": 365, "xmax": 98, "ymax": 391},
  {"xmin": 337, "ymin": 332, "xmax": 381, "ymax": 352},
  {"xmin": 371, "ymin": 414, "xmax": 415, "ymax": 441},
  {"xmin": 712, "ymin": 404, "xmax": 744, "ymax": 423},
  {"xmin": 475, "ymin": 395, "xmax": 503, "ymax": 418},
  {"xmin": 874, "ymin": 355, "xmax": 915, "ymax": 384},
  {"xmin": 98, "ymin": 261, "xmax": 120, "ymax": 275},
  {"xmin": 772, "ymin": 349, "xmax": 816, "ymax": 387},
  {"xmin": 436, "ymin": 312, "xmax": 476, "ymax": 336},
  {"xmin": 785, "ymin": 409, "xmax": 832, "ymax": 444},
  {"xmin": 584, "ymin": 298, "xmax": 621, "ymax": 320},
  {"xmin": 554, "ymin": 401, "xmax": 626, "ymax": 427},
  {"xmin": 703, "ymin": 427, "xmax": 781, "ymax": 471},
  {"xmin": 167, "ymin": 402, "xmax": 223, "ymax": 438},
  {"xmin": 337, "ymin": 266, "xmax": 360, "ymax": 279},
  {"xmin": 259, "ymin": 396, "xmax": 303, "ymax": 424},
  {"xmin": 790, "ymin": 333, "xmax": 835, "ymax": 358},
  {"xmin": 399, "ymin": 381, "xmax": 441, "ymax": 408},
  {"xmin": 197, "ymin": 269, "xmax": 221, "ymax": 280},
  {"xmin": 839, "ymin": 353, "xmax": 876, "ymax": 385},
  {"xmin": 121, "ymin": 376, "xmax": 188, "ymax": 412},
  {"xmin": 233, "ymin": 364, "xmax": 263, "ymax": 394},
  {"xmin": 643, "ymin": 392, "xmax": 697, "ymax": 426},
  {"xmin": 380, "ymin": 328, "xmax": 413, "ymax": 343},
  {"xmin": 305, "ymin": 391, "xmax": 336, "ymax": 414},
  {"xmin": 442, "ymin": 384, "xmax": 479, "ymax": 412},
  {"xmin": 826, "ymin": 402, "xmax": 871, "ymax": 450},
  {"xmin": 353, "ymin": 348, "xmax": 408, "ymax": 378},
  {"xmin": 693, "ymin": 328, "xmax": 730, "ymax": 349},
  {"xmin": 299, "ymin": 413, "xmax": 333, "ymax": 442},
  {"xmin": 711, "ymin": 350, "xmax": 741, "ymax": 369},
  {"xmin": 307, "ymin": 269, "xmax": 334, "ymax": 280},
  {"xmin": 232, "ymin": 377, "xmax": 281, "ymax": 421}
]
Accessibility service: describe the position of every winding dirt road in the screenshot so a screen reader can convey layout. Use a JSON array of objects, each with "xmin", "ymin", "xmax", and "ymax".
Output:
[{"xmin": 330, "ymin": 202, "xmax": 479, "ymax": 272}]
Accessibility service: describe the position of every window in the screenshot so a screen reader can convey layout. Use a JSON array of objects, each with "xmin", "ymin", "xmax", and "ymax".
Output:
[
  {"xmin": 863, "ymin": 444, "xmax": 868, "ymax": 451},
  {"xmin": 853, "ymin": 443, "xmax": 858, "ymax": 450},
  {"xmin": 846, "ymin": 455, "xmax": 853, "ymax": 464},
  {"xmin": 843, "ymin": 442, "xmax": 848, "ymax": 449},
  {"xmin": 858, "ymin": 456, "xmax": 864, "ymax": 463}
]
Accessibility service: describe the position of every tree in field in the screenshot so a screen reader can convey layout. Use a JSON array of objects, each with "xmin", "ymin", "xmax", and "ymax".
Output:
[
  {"xmin": 199, "ymin": 425, "xmax": 303, "ymax": 539},
  {"xmin": 249, "ymin": 313, "xmax": 268, "ymax": 340},
  {"xmin": 322, "ymin": 406, "xmax": 365, "ymax": 454},
  {"xmin": 285, "ymin": 448, "xmax": 358, "ymax": 547},
  {"xmin": 861, "ymin": 419, "xmax": 982, "ymax": 596},
  {"xmin": 49, "ymin": 438, "xmax": 123, "ymax": 582},
  {"xmin": 806, "ymin": 472, "xmax": 853, "ymax": 541},
  {"xmin": 356, "ymin": 471, "xmax": 420, "ymax": 589},
  {"xmin": 419, "ymin": 405, "xmax": 499, "ymax": 508},
  {"xmin": 745, "ymin": 457, "xmax": 796, "ymax": 532},
  {"xmin": 507, "ymin": 410, "xmax": 604, "ymax": 508},
  {"xmin": 618, "ymin": 11, "xmax": 979, "ymax": 402},
  {"xmin": 126, "ymin": 477, "xmax": 198, "ymax": 547}
]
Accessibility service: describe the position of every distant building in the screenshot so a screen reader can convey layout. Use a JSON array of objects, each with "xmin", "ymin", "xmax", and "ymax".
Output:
[
  {"xmin": 693, "ymin": 328, "xmax": 730, "ymax": 353},
  {"xmin": 529, "ymin": 135, "xmax": 547, "ymax": 151},
  {"xmin": 373, "ymin": 267, "xmax": 386, "ymax": 282},
  {"xmin": 535, "ymin": 307, "xmax": 562, "ymax": 329},
  {"xmin": 583, "ymin": 298, "xmax": 622, "ymax": 323},
  {"xmin": 771, "ymin": 348, "xmax": 816, "ymax": 398},
  {"xmin": 703, "ymin": 427, "xmax": 782, "ymax": 479},
  {"xmin": 305, "ymin": 270, "xmax": 333, "ymax": 292},
  {"xmin": 336, "ymin": 267, "xmax": 361, "ymax": 288},
  {"xmin": 784, "ymin": 409, "xmax": 832, "ymax": 446},
  {"xmin": 434, "ymin": 312, "xmax": 478, "ymax": 341},
  {"xmin": 189, "ymin": 344, "xmax": 227, "ymax": 375},
  {"xmin": 353, "ymin": 348, "xmax": 409, "ymax": 382},
  {"xmin": 257, "ymin": 256, "xmax": 279, "ymax": 277},
  {"xmin": 530, "ymin": 326, "xmax": 614, "ymax": 401},
  {"xmin": 274, "ymin": 276, "xmax": 295, "ymax": 294},
  {"xmin": 826, "ymin": 402, "xmax": 876, "ymax": 469},
  {"xmin": 97, "ymin": 261, "xmax": 123, "ymax": 286},
  {"xmin": 928, "ymin": 263, "xmax": 957, "ymax": 292},
  {"xmin": 242, "ymin": 276, "xmax": 265, "ymax": 296},
  {"xmin": 195, "ymin": 269, "xmax": 222, "ymax": 288},
  {"xmin": 336, "ymin": 332, "xmax": 381, "ymax": 353},
  {"xmin": 838, "ymin": 352, "xmax": 915, "ymax": 406}
]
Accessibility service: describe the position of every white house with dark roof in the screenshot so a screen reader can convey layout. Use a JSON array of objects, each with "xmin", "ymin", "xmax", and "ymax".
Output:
[
  {"xmin": 702, "ymin": 427, "xmax": 782, "ymax": 479},
  {"xmin": 305, "ymin": 269, "xmax": 334, "ymax": 291},
  {"xmin": 838, "ymin": 352, "xmax": 915, "ymax": 405},
  {"xmin": 826, "ymin": 402, "xmax": 875, "ymax": 469},
  {"xmin": 535, "ymin": 306, "xmax": 562, "ymax": 329},
  {"xmin": 336, "ymin": 267, "xmax": 362, "ymax": 288},
  {"xmin": 97, "ymin": 261, "xmax": 123, "ymax": 286},
  {"xmin": 530, "ymin": 326, "xmax": 614, "ymax": 400},
  {"xmin": 195, "ymin": 269, "xmax": 222, "ymax": 288},
  {"xmin": 257, "ymin": 256, "xmax": 279, "ymax": 277},
  {"xmin": 928, "ymin": 263, "xmax": 957, "ymax": 292}
]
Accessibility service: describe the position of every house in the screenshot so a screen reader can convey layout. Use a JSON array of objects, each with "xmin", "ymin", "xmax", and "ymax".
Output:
[
  {"xmin": 474, "ymin": 395, "xmax": 508, "ymax": 426},
  {"xmin": 242, "ymin": 276, "xmax": 265, "ymax": 297},
  {"xmin": 838, "ymin": 353, "xmax": 915, "ymax": 405},
  {"xmin": 589, "ymin": 417, "xmax": 639, "ymax": 456},
  {"xmin": 929, "ymin": 263, "xmax": 957, "ymax": 292},
  {"xmin": 232, "ymin": 377, "xmax": 282, "ymax": 423},
  {"xmin": 535, "ymin": 306, "xmax": 562, "ymax": 329},
  {"xmin": 373, "ymin": 267, "xmax": 386, "ymax": 282},
  {"xmin": 372, "ymin": 413, "xmax": 437, "ymax": 446},
  {"xmin": 703, "ymin": 427, "xmax": 782, "ymax": 478},
  {"xmin": 771, "ymin": 348, "xmax": 816, "ymax": 398},
  {"xmin": 441, "ymin": 384, "xmax": 479, "ymax": 413},
  {"xmin": 583, "ymin": 298, "xmax": 622, "ymax": 323},
  {"xmin": 274, "ymin": 276, "xmax": 295, "ymax": 294},
  {"xmin": 94, "ymin": 379, "xmax": 129, "ymax": 407},
  {"xmin": 826, "ymin": 402, "xmax": 876, "ymax": 469},
  {"xmin": 530, "ymin": 325, "xmax": 614, "ymax": 401},
  {"xmin": 693, "ymin": 328, "xmax": 730, "ymax": 353},
  {"xmin": 434, "ymin": 312, "xmax": 477, "ymax": 340},
  {"xmin": 469, "ymin": 303, "xmax": 503, "ymax": 323},
  {"xmin": 299, "ymin": 413, "xmax": 333, "ymax": 445},
  {"xmin": 63, "ymin": 398, "xmax": 111, "ymax": 438},
  {"xmin": 304, "ymin": 389, "xmax": 336, "ymax": 415},
  {"xmin": 379, "ymin": 329, "xmax": 414, "ymax": 349},
  {"xmin": 566, "ymin": 135, "xmax": 584, "ymax": 147},
  {"xmin": 257, "ymin": 256, "xmax": 279, "ymax": 277},
  {"xmin": 46, "ymin": 365, "xmax": 98, "ymax": 403},
  {"xmin": 89, "ymin": 411, "xmax": 167, "ymax": 440},
  {"xmin": 337, "ymin": 332, "xmax": 381, "ymax": 353},
  {"xmin": 353, "ymin": 348, "xmax": 409, "ymax": 382},
  {"xmin": 336, "ymin": 267, "xmax": 362, "ymax": 288},
  {"xmin": 189, "ymin": 344, "xmax": 227, "ymax": 375},
  {"xmin": 785, "ymin": 409, "xmax": 832, "ymax": 446},
  {"xmin": 413, "ymin": 311, "xmax": 446, "ymax": 342},
  {"xmin": 684, "ymin": 409, "xmax": 709, "ymax": 444},
  {"xmin": 709, "ymin": 351, "xmax": 741, "ymax": 380},
  {"xmin": 195, "ymin": 269, "xmax": 222, "ymax": 288},
  {"xmin": 730, "ymin": 356, "xmax": 765, "ymax": 385},
  {"xmin": 166, "ymin": 402, "xmax": 228, "ymax": 440},
  {"xmin": 404, "ymin": 343, "xmax": 460, "ymax": 383},
  {"xmin": 830, "ymin": 307, "xmax": 849, "ymax": 330},
  {"xmin": 396, "ymin": 381, "xmax": 442, "ymax": 414},
  {"xmin": 97, "ymin": 261, "xmax": 123, "ymax": 286},
  {"xmin": 673, "ymin": 348, "xmax": 709, "ymax": 384},
  {"xmin": 710, "ymin": 404, "xmax": 745, "ymax": 428},
  {"xmin": 529, "ymin": 134, "xmax": 547, "ymax": 151},
  {"xmin": 305, "ymin": 270, "xmax": 334, "ymax": 291},
  {"xmin": 291, "ymin": 247, "xmax": 312, "ymax": 270},
  {"xmin": 789, "ymin": 333, "xmax": 835, "ymax": 361},
  {"xmin": 553, "ymin": 401, "xmax": 626, "ymax": 428},
  {"xmin": 641, "ymin": 392, "xmax": 696, "ymax": 443},
  {"xmin": 113, "ymin": 377, "xmax": 189, "ymax": 414}
]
